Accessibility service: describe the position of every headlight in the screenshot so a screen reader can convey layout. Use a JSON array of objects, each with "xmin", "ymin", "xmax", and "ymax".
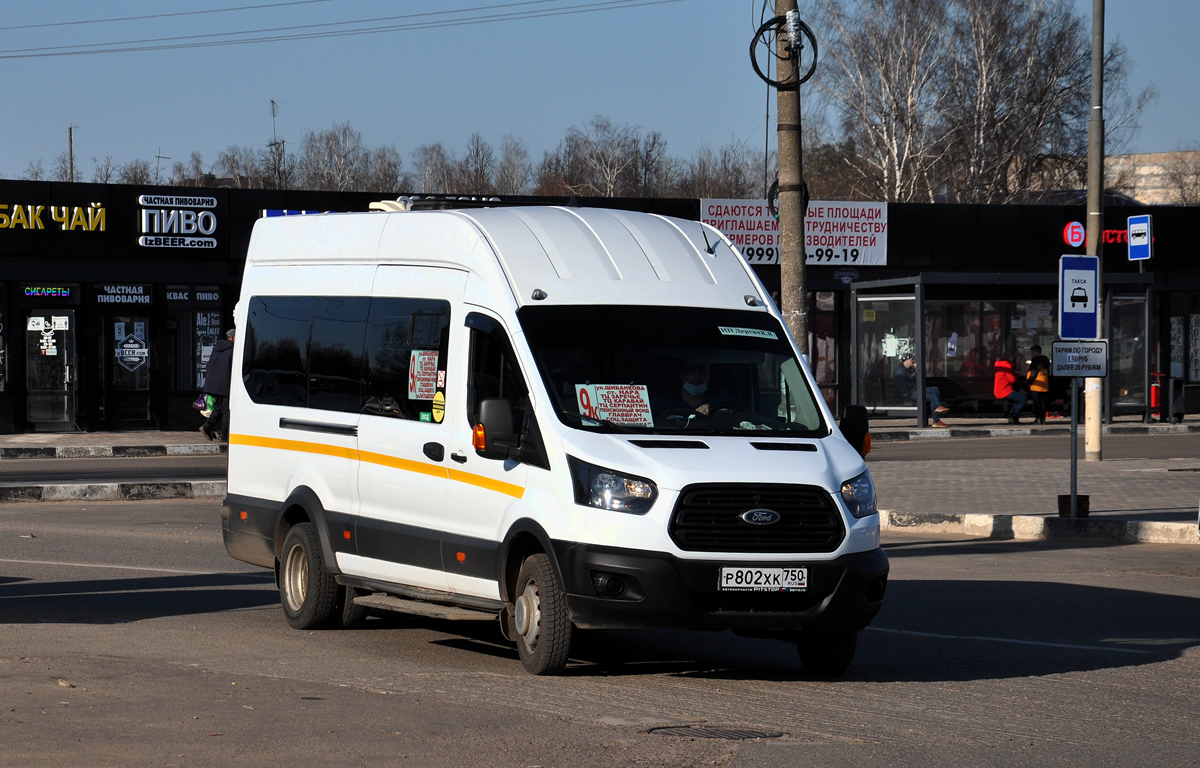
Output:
[
  {"xmin": 840, "ymin": 470, "xmax": 877, "ymax": 518},
  {"xmin": 568, "ymin": 456, "xmax": 657, "ymax": 515}
]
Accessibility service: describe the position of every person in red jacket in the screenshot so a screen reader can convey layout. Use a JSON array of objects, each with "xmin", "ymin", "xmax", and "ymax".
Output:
[{"xmin": 993, "ymin": 357, "xmax": 1027, "ymax": 424}]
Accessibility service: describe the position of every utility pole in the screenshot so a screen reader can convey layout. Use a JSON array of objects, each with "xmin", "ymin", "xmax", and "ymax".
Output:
[
  {"xmin": 1085, "ymin": 0, "xmax": 1105, "ymax": 461},
  {"xmin": 68, "ymin": 125, "xmax": 75, "ymax": 182},
  {"xmin": 775, "ymin": 0, "xmax": 808, "ymax": 357}
]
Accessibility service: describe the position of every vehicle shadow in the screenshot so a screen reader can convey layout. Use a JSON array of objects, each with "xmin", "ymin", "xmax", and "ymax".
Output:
[
  {"xmin": 0, "ymin": 572, "xmax": 277, "ymax": 624},
  {"xmin": 383, "ymin": 576, "xmax": 1200, "ymax": 683}
]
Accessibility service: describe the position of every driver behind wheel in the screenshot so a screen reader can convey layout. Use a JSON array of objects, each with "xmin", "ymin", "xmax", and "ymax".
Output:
[{"xmin": 655, "ymin": 360, "xmax": 733, "ymax": 419}]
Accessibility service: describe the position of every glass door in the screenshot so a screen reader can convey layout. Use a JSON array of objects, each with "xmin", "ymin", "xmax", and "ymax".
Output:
[
  {"xmin": 25, "ymin": 309, "xmax": 77, "ymax": 431},
  {"xmin": 100, "ymin": 315, "xmax": 154, "ymax": 426}
]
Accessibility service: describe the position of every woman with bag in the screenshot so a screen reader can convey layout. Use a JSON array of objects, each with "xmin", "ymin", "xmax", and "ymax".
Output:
[{"xmin": 1026, "ymin": 345, "xmax": 1051, "ymax": 425}]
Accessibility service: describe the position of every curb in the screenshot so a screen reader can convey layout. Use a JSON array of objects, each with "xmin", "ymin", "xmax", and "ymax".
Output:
[
  {"xmin": 0, "ymin": 444, "xmax": 226, "ymax": 460},
  {"xmin": 880, "ymin": 510, "xmax": 1199, "ymax": 546},
  {"xmin": 0, "ymin": 480, "xmax": 226, "ymax": 503},
  {"xmin": 871, "ymin": 422, "xmax": 1200, "ymax": 443}
]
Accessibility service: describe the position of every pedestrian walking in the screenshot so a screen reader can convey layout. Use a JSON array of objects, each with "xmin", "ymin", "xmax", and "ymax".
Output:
[{"xmin": 200, "ymin": 328, "xmax": 235, "ymax": 441}]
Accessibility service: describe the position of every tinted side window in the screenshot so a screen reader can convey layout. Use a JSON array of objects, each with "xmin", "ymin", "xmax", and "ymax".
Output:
[
  {"xmin": 363, "ymin": 298, "xmax": 451, "ymax": 422},
  {"xmin": 467, "ymin": 317, "xmax": 529, "ymax": 428},
  {"xmin": 243, "ymin": 296, "xmax": 314, "ymax": 407},
  {"xmin": 309, "ymin": 297, "xmax": 370, "ymax": 413}
]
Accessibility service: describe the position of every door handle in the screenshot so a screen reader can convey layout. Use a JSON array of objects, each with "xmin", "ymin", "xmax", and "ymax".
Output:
[
  {"xmin": 450, "ymin": 451, "xmax": 468, "ymax": 464},
  {"xmin": 423, "ymin": 442, "xmax": 445, "ymax": 462}
]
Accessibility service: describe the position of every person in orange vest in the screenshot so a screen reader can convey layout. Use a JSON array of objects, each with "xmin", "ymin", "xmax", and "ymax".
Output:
[
  {"xmin": 1026, "ymin": 345, "xmax": 1051, "ymax": 424},
  {"xmin": 993, "ymin": 357, "xmax": 1027, "ymax": 424}
]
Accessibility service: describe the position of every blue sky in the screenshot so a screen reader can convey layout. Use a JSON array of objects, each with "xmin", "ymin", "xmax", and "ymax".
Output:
[{"xmin": 1, "ymin": 0, "xmax": 1195, "ymax": 182}]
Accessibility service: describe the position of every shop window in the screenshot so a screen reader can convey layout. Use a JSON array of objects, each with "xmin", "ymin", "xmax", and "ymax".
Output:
[{"xmin": 361, "ymin": 298, "xmax": 451, "ymax": 422}]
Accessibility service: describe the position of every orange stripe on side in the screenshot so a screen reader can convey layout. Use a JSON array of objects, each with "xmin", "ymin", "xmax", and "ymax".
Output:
[
  {"xmin": 229, "ymin": 433, "xmax": 357, "ymax": 460},
  {"xmin": 357, "ymin": 449, "xmax": 449, "ymax": 480},
  {"xmin": 229, "ymin": 433, "xmax": 524, "ymax": 498},
  {"xmin": 447, "ymin": 468, "xmax": 525, "ymax": 499}
]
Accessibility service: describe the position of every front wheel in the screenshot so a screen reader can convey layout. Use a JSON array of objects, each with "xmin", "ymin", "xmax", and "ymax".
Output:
[
  {"xmin": 280, "ymin": 522, "xmax": 339, "ymax": 630},
  {"xmin": 796, "ymin": 628, "xmax": 858, "ymax": 678},
  {"xmin": 512, "ymin": 553, "xmax": 573, "ymax": 675}
]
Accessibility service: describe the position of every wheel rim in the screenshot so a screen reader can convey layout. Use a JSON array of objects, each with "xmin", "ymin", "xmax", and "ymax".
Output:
[
  {"xmin": 283, "ymin": 541, "xmax": 308, "ymax": 613},
  {"xmin": 514, "ymin": 582, "xmax": 541, "ymax": 648}
]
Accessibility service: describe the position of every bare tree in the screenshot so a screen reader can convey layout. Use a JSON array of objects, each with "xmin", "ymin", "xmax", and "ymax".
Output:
[
  {"xmin": 117, "ymin": 159, "xmax": 153, "ymax": 185},
  {"xmin": 456, "ymin": 133, "xmax": 496, "ymax": 194},
  {"xmin": 51, "ymin": 151, "xmax": 79, "ymax": 182},
  {"xmin": 362, "ymin": 146, "xmax": 409, "ymax": 193},
  {"xmin": 1162, "ymin": 145, "xmax": 1200, "ymax": 205},
  {"xmin": 569, "ymin": 115, "xmax": 640, "ymax": 196},
  {"xmin": 259, "ymin": 142, "xmax": 296, "ymax": 190},
  {"xmin": 214, "ymin": 146, "xmax": 263, "ymax": 188},
  {"xmin": 495, "ymin": 134, "xmax": 532, "ymax": 195},
  {"xmin": 24, "ymin": 159, "xmax": 46, "ymax": 180},
  {"xmin": 633, "ymin": 131, "xmax": 679, "ymax": 197},
  {"xmin": 807, "ymin": 0, "xmax": 950, "ymax": 202},
  {"xmin": 412, "ymin": 142, "xmax": 456, "ymax": 194},
  {"xmin": 169, "ymin": 152, "xmax": 209, "ymax": 186},
  {"xmin": 298, "ymin": 123, "xmax": 366, "ymax": 192},
  {"xmin": 92, "ymin": 155, "xmax": 116, "ymax": 183}
]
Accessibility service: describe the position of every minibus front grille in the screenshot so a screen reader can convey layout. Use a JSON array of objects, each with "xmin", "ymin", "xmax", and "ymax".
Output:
[{"xmin": 668, "ymin": 484, "xmax": 844, "ymax": 553}]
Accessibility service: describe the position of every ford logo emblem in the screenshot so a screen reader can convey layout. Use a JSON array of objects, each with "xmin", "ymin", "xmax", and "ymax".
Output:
[{"xmin": 741, "ymin": 508, "xmax": 781, "ymax": 526}]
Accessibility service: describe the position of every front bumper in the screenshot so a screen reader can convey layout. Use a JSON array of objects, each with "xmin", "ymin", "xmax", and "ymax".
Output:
[{"xmin": 552, "ymin": 541, "xmax": 889, "ymax": 632}]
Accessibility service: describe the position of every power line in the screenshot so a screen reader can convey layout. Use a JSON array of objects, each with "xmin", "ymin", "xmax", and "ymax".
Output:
[
  {"xmin": 0, "ymin": 0, "xmax": 336, "ymax": 32},
  {"xmin": 0, "ymin": 0, "xmax": 689, "ymax": 60}
]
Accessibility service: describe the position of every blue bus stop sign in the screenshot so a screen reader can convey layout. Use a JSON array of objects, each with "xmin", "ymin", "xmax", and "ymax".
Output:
[
  {"xmin": 1059, "ymin": 254, "xmax": 1099, "ymax": 340},
  {"xmin": 1128, "ymin": 214, "xmax": 1152, "ymax": 261}
]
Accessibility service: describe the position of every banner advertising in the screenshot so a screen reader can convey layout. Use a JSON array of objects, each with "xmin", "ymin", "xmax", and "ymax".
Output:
[{"xmin": 701, "ymin": 199, "xmax": 888, "ymax": 266}]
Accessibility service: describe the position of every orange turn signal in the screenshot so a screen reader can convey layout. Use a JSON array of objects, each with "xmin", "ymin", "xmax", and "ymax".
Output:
[
  {"xmin": 472, "ymin": 422, "xmax": 487, "ymax": 450},
  {"xmin": 861, "ymin": 433, "xmax": 872, "ymax": 457},
  {"xmin": 343, "ymin": 530, "xmax": 352, "ymax": 540},
  {"xmin": 239, "ymin": 511, "xmax": 247, "ymax": 520},
  {"xmin": 456, "ymin": 552, "xmax": 466, "ymax": 562}
]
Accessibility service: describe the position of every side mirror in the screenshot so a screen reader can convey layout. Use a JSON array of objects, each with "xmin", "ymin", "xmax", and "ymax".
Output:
[
  {"xmin": 839, "ymin": 404, "xmax": 871, "ymax": 457},
  {"xmin": 474, "ymin": 397, "xmax": 520, "ymax": 460}
]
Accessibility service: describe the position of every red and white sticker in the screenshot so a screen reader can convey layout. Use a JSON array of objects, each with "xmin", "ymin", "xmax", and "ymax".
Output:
[
  {"xmin": 576, "ymin": 384, "xmax": 654, "ymax": 427},
  {"xmin": 408, "ymin": 350, "xmax": 439, "ymax": 400}
]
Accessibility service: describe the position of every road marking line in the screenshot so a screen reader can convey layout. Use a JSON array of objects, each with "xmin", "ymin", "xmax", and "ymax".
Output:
[
  {"xmin": 0, "ymin": 557, "xmax": 266, "ymax": 576},
  {"xmin": 867, "ymin": 626, "xmax": 1152, "ymax": 654}
]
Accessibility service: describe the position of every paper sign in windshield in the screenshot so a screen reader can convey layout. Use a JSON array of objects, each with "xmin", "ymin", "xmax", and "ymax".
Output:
[
  {"xmin": 718, "ymin": 326, "xmax": 778, "ymax": 340},
  {"xmin": 408, "ymin": 350, "xmax": 439, "ymax": 400},
  {"xmin": 575, "ymin": 384, "xmax": 654, "ymax": 427}
]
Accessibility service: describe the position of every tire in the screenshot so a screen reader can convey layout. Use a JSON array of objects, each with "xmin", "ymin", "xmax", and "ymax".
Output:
[
  {"xmin": 796, "ymin": 628, "xmax": 858, "ymax": 678},
  {"xmin": 512, "ymin": 553, "xmax": 572, "ymax": 675},
  {"xmin": 336, "ymin": 585, "xmax": 369, "ymax": 629},
  {"xmin": 279, "ymin": 522, "xmax": 339, "ymax": 630}
]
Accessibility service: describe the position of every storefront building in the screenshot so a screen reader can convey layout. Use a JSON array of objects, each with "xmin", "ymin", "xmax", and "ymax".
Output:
[{"xmin": 2, "ymin": 177, "xmax": 1197, "ymax": 432}]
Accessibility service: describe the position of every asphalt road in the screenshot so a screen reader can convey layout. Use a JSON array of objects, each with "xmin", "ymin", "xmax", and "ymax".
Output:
[
  {"xmin": 0, "ymin": 455, "xmax": 228, "ymax": 484},
  {"xmin": 2, "ymin": 499, "xmax": 1198, "ymax": 766}
]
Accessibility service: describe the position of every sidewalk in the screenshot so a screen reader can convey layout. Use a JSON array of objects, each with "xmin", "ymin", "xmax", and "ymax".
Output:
[{"xmin": 0, "ymin": 426, "xmax": 1196, "ymax": 545}]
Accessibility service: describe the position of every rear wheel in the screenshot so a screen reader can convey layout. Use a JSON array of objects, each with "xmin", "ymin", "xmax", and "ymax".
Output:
[
  {"xmin": 280, "ymin": 523, "xmax": 338, "ymax": 630},
  {"xmin": 796, "ymin": 628, "xmax": 858, "ymax": 678},
  {"xmin": 513, "ymin": 553, "xmax": 572, "ymax": 675}
]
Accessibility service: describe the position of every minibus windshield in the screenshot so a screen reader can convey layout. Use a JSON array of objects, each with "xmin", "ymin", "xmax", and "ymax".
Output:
[{"xmin": 519, "ymin": 305, "xmax": 828, "ymax": 437}]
